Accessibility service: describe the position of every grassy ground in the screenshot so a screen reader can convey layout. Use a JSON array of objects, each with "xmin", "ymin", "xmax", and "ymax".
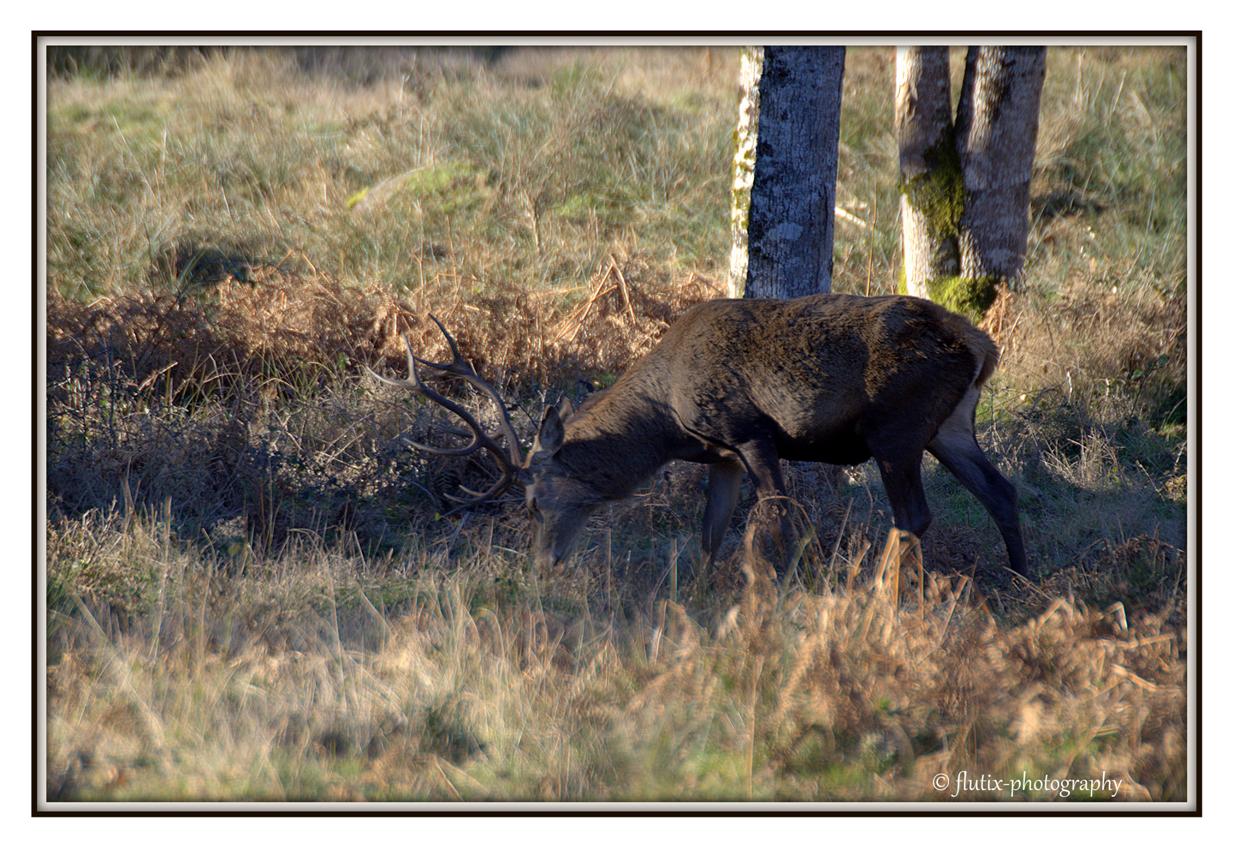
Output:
[{"xmin": 44, "ymin": 45, "xmax": 1189, "ymax": 803}]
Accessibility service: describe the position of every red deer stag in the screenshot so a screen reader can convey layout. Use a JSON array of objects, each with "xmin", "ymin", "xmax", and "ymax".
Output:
[{"xmin": 370, "ymin": 295, "xmax": 1029, "ymax": 579}]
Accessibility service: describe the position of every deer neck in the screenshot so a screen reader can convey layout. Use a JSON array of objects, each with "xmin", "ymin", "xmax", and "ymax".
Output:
[{"xmin": 556, "ymin": 378, "xmax": 682, "ymax": 500}]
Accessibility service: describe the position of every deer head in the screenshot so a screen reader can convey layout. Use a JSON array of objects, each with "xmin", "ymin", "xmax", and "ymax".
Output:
[
  {"xmin": 368, "ymin": 317, "xmax": 596, "ymax": 569},
  {"xmin": 521, "ymin": 397, "xmax": 606, "ymax": 569}
]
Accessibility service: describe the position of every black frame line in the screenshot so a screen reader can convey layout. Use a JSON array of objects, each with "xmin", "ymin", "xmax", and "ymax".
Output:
[{"xmin": 30, "ymin": 29, "xmax": 1202, "ymax": 817}]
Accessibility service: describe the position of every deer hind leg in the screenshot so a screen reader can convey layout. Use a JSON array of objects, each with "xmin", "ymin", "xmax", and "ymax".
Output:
[
  {"xmin": 701, "ymin": 458, "xmax": 744, "ymax": 565},
  {"xmin": 927, "ymin": 388, "xmax": 1031, "ymax": 578}
]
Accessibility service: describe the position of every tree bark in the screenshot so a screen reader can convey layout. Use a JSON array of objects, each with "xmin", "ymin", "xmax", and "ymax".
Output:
[
  {"xmin": 728, "ymin": 46, "xmax": 845, "ymax": 299},
  {"xmin": 895, "ymin": 47, "xmax": 960, "ymax": 298},
  {"xmin": 954, "ymin": 46, "xmax": 1047, "ymax": 284}
]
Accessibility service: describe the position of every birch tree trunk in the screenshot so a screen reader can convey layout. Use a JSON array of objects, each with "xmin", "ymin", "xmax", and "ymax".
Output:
[
  {"xmin": 895, "ymin": 46, "xmax": 960, "ymax": 299},
  {"xmin": 728, "ymin": 46, "xmax": 845, "ymax": 299},
  {"xmin": 954, "ymin": 46, "xmax": 1047, "ymax": 284},
  {"xmin": 728, "ymin": 47, "xmax": 763, "ymax": 297}
]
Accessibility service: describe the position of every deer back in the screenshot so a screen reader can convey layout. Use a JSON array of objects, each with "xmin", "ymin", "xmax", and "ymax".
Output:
[{"xmin": 563, "ymin": 294, "xmax": 997, "ymax": 465}]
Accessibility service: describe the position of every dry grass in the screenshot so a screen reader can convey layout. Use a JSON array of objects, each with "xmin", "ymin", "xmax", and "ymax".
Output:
[
  {"xmin": 47, "ymin": 516, "xmax": 1185, "ymax": 803},
  {"xmin": 44, "ymin": 45, "xmax": 1189, "ymax": 803}
]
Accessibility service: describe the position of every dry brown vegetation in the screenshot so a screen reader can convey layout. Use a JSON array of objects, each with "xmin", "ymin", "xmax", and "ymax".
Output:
[
  {"xmin": 48, "ymin": 253, "xmax": 721, "ymax": 399},
  {"xmin": 45, "ymin": 45, "xmax": 1189, "ymax": 804},
  {"xmin": 47, "ymin": 515, "xmax": 1185, "ymax": 802}
]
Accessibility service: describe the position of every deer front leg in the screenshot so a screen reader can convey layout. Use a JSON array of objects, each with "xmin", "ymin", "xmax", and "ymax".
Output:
[
  {"xmin": 701, "ymin": 458, "xmax": 744, "ymax": 565},
  {"xmin": 874, "ymin": 452, "xmax": 932, "ymax": 539},
  {"xmin": 737, "ymin": 439, "xmax": 794, "ymax": 576}
]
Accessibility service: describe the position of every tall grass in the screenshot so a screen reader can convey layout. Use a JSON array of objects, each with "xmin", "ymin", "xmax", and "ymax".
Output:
[
  {"xmin": 47, "ymin": 48, "xmax": 737, "ymax": 301},
  {"xmin": 44, "ymin": 45, "xmax": 1189, "ymax": 802},
  {"xmin": 48, "ymin": 511, "xmax": 1185, "ymax": 802}
]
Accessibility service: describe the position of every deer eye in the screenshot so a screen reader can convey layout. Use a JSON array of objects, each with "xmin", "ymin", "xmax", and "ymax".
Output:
[{"xmin": 528, "ymin": 497, "xmax": 541, "ymax": 520}]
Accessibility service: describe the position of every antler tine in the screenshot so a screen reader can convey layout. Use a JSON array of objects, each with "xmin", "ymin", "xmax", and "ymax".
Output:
[
  {"xmin": 401, "ymin": 433, "xmax": 481, "ymax": 457},
  {"xmin": 405, "ymin": 331, "xmax": 422, "ymax": 382},
  {"xmin": 367, "ymin": 329, "xmax": 522, "ymax": 508},
  {"xmin": 369, "ymin": 362, "xmax": 492, "ymax": 461},
  {"xmin": 445, "ymin": 476, "xmax": 512, "ymax": 504},
  {"xmin": 429, "ymin": 314, "xmax": 464, "ymax": 364},
  {"xmin": 410, "ymin": 316, "xmax": 525, "ymax": 466},
  {"xmin": 407, "ymin": 314, "xmax": 467, "ymax": 373}
]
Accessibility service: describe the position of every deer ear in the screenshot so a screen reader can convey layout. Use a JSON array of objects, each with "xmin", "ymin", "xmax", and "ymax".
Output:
[
  {"xmin": 536, "ymin": 406, "xmax": 565, "ymax": 454},
  {"xmin": 556, "ymin": 396, "xmax": 575, "ymax": 423}
]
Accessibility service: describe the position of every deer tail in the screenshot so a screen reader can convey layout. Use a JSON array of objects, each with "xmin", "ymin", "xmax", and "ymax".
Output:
[{"xmin": 971, "ymin": 328, "xmax": 1000, "ymax": 390}]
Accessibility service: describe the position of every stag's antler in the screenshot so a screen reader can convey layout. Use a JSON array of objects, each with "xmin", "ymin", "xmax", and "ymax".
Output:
[{"xmin": 367, "ymin": 316, "xmax": 523, "ymax": 507}]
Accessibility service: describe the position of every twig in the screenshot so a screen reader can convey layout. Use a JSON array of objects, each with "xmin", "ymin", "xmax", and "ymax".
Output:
[
  {"xmin": 609, "ymin": 255, "xmax": 637, "ymax": 323},
  {"xmin": 835, "ymin": 206, "xmax": 869, "ymax": 228},
  {"xmin": 864, "ymin": 191, "xmax": 878, "ymax": 297}
]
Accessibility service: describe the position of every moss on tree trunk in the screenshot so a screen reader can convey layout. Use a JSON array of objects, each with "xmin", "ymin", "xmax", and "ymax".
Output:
[
  {"xmin": 896, "ymin": 46, "xmax": 1045, "ymax": 322},
  {"xmin": 896, "ymin": 47, "xmax": 961, "ymax": 298}
]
